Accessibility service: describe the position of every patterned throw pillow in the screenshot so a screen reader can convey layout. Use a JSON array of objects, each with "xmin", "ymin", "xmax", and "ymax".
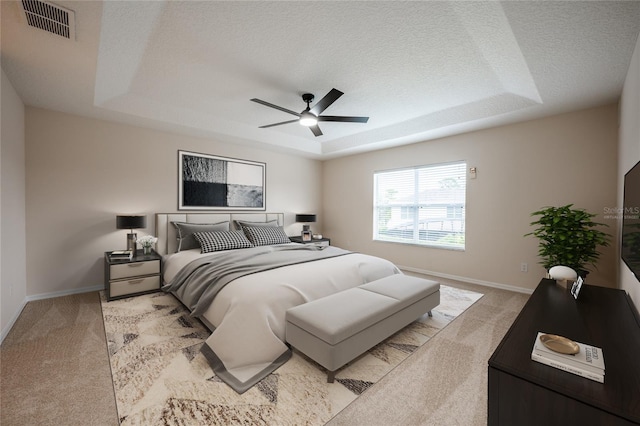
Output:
[
  {"xmin": 240, "ymin": 225, "xmax": 291, "ymax": 246},
  {"xmin": 173, "ymin": 221, "xmax": 230, "ymax": 251},
  {"xmin": 193, "ymin": 230, "xmax": 253, "ymax": 253}
]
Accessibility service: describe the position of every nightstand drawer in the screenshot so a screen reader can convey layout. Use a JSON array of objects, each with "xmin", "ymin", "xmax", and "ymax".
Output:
[
  {"xmin": 110, "ymin": 260, "xmax": 160, "ymax": 280},
  {"xmin": 110, "ymin": 275, "xmax": 160, "ymax": 298}
]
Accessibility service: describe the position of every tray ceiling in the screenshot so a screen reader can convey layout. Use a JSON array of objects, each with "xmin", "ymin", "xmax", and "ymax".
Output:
[{"xmin": 2, "ymin": 1, "xmax": 639, "ymax": 159}]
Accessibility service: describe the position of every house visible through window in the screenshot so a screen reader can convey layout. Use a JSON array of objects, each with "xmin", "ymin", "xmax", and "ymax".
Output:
[{"xmin": 373, "ymin": 161, "xmax": 467, "ymax": 250}]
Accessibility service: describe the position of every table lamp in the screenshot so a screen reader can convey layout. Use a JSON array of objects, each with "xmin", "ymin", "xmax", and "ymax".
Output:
[{"xmin": 116, "ymin": 215, "xmax": 146, "ymax": 251}]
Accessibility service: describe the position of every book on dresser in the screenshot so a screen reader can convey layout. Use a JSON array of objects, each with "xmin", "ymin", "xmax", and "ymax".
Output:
[
  {"xmin": 531, "ymin": 331, "xmax": 605, "ymax": 383},
  {"xmin": 109, "ymin": 250, "xmax": 133, "ymax": 261}
]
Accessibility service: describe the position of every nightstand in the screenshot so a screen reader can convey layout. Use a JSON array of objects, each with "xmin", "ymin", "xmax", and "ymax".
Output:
[
  {"xmin": 104, "ymin": 250, "xmax": 162, "ymax": 301},
  {"xmin": 289, "ymin": 236, "xmax": 331, "ymax": 248}
]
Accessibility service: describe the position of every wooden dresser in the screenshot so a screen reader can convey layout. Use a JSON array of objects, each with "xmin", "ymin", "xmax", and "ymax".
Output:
[{"xmin": 488, "ymin": 279, "xmax": 640, "ymax": 425}]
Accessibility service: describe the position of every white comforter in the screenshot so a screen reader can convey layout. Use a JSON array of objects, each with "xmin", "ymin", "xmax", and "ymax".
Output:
[{"xmin": 162, "ymin": 245, "xmax": 400, "ymax": 392}]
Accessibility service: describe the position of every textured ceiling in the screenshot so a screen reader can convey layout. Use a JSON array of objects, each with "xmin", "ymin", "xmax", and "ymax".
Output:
[{"xmin": 2, "ymin": 1, "xmax": 639, "ymax": 159}]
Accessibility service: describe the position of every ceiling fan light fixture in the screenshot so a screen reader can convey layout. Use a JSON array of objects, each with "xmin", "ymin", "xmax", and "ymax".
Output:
[
  {"xmin": 299, "ymin": 111, "xmax": 318, "ymax": 127},
  {"xmin": 251, "ymin": 89, "xmax": 368, "ymax": 137}
]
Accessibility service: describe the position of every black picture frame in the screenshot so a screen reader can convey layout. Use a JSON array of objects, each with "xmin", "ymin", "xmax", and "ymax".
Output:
[
  {"xmin": 178, "ymin": 150, "xmax": 266, "ymax": 211},
  {"xmin": 301, "ymin": 230, "xmax": 312, "ymax": 242}
]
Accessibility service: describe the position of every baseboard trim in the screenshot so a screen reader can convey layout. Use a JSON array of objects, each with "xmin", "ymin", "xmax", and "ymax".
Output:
[
  {"xmin": 25, "ymin": 284, "xmax": 104, "ymax": 302},
  {"xmin": 1, "ymin": 284, "xmax": 104, "ymax": 345},
  {"xmin": 397, "ymin": 265, "xmax": 534, "ymax": 295},
  {"xmin": 0, "ymin": 299, "xmax": 28, "ymax": 345}
]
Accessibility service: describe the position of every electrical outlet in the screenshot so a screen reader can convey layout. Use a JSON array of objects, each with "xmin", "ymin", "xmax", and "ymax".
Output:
[{"xmin": 520, "ymin": 263, "xmax": 528, "ymax": 273}]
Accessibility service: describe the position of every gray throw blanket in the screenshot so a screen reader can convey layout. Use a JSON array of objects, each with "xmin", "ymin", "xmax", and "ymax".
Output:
[{"xmin": 162, "ymin": 244, "xmax": 352, "ymax": 317}]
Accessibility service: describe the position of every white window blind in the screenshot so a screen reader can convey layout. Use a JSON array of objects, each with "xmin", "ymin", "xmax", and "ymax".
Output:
[{"xmin": 374, "ymin": 161, "xmax": 466, "ymax": 250}]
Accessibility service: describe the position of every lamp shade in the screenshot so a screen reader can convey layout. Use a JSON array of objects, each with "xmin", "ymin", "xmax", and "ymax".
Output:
[
  {"xmin": 116, "ymin": 215, "xmax": 146, "ymax": 230},
  {"xmin": 295, "ymin": 214, "xmax": 316, "ymax": 223}
]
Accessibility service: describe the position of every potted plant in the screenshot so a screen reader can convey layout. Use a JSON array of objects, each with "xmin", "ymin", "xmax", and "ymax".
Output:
[{"xmin": 525, "ymin": 204, "xmax": 610, "ymax": 277}]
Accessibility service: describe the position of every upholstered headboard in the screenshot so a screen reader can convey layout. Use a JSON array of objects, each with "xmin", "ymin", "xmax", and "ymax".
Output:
[{"xmin": 155, "ymin": 212, "xmax": 285, "ymax": 255}]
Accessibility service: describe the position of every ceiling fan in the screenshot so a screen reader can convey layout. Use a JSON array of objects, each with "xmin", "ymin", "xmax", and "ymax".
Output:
[{"xmin": 250, "ymin": 88, "xmax": 369, "ymax": 137}]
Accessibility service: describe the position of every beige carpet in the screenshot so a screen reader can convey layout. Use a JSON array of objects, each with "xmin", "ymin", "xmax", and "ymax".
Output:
[
  {"xmin": 101, "ymin": 285, "xmax": 483, "ymax": 425},
  {"xmin": 1, "ymin": 281, "xmax": 529, "ymax": 425},
  {"xmin": 0, "ymin": 292, "xmax": 118, "ymax": 426}
]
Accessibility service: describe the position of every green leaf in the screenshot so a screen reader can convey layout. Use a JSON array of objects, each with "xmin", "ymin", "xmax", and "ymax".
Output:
[{"xmin": 524, "ymin": 205, "xmax": 611, "ymax": 272}]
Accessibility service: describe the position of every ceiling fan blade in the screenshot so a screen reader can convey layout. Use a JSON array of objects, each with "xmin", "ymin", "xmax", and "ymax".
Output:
[
  {"xmin": 309, "ymin": 125, "xmax": 323, "ymax": 137},
  {"xmin": 318, "ymin": 115, "xmax": 369, "ymax": 123},
  {"xmin": 251, "ymin": 98, "xmax": 301, "ymax": 117},
  {"xmin": 259, "ymin": 119, "xmax": 300, "ymax": 129},
  {"xmin": 310, "ymin": 88, "xmax": 343, "ymax": 115}
]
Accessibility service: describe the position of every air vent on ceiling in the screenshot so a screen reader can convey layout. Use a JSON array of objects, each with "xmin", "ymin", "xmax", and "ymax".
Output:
[{"xmin": 20, "ymin": 0, "xmax": 75, "ymax": 40}]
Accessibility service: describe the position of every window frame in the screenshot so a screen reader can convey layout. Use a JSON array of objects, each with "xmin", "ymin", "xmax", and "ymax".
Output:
[{"xmin": 373, "ymin": 161, "xmax": 467, "ymax": 250}]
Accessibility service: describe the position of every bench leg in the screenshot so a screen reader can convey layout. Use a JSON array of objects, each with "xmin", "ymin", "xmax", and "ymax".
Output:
[
  {"xmin": 327, "ymin": 370, "xmax": 336, "ymax": 383},
  {"xmin": 427, "ymin": 310, "xmax": 433, "ymax": 317}
]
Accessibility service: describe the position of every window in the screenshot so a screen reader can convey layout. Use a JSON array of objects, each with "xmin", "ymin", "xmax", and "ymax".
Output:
[{"xmin": 374, "ymin": 161, "xmax": 466, "ymax": 250}]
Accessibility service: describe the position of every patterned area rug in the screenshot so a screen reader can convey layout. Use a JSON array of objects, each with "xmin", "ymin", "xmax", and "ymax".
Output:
[{"xmin": 101, "ymin": 285, "xmax": 482, "ymax": 425}]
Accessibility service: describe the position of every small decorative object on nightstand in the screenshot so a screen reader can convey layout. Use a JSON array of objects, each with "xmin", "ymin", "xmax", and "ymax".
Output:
[
  {"xmin": 104, "ymin": 249, "xmax": 161, "ymax": 301},
  {"xmin": 137, "ymin": 235, "xmax": 158, "ymax": 255},
  {"xmin": 290, "ymin": 235, "xmax": 331, "ymax": 248},
  {"xmin": 116, "ymin": 215, "xmax": 147, "ymax": 251}
]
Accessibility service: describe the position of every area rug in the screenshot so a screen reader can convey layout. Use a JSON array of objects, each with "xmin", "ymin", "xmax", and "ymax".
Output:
[{"xmin": 100, "ymin": 285, "xmax": 482, "ymax": 425}]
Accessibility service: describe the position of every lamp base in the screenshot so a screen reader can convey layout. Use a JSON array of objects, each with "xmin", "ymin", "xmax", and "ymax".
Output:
[
  {"xmin": 127, "ymin": 233, "xmax": 137, "ymax": 251},
  {"xmin": 301, "ymin": 224, "xmax": 313, "ymax": 241}
]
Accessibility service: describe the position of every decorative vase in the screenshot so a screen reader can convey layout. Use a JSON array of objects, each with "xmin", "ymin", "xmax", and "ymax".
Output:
[{"xmin": 143, "ymin": 245, "xmax": 152, "ymax": 255}]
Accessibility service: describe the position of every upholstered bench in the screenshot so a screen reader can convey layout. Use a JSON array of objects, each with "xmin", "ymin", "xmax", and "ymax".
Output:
[{"xmin": 285, "ymin": 274, "xmax": 440, "ymax": 382}]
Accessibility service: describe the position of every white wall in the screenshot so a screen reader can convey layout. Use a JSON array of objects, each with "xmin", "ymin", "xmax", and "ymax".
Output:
[
  {"xmin": 323, "ymin": 104, "xmax": 619, "ymax": 293},
  {"xmin": 619, "ymin": 34, "xmax": 640, "ymax": 309},
  {"xmin": 25, "ymin": 107, "xmax": 323, "ymax": 297},
  {"xmin": 1, "ymin": 69, "xmax": 27, "ymax": 340}
]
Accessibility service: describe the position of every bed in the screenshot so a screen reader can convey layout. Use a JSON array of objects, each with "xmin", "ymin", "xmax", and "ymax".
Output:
[{"xmin": 156, "ymin": 213, "xmax": 400, "ymax": 393}]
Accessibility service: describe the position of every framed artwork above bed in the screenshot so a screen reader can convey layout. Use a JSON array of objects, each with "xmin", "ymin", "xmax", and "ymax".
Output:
[{"xmin": 178, "ymin": 150, "xmax": 266, "ymax": 211}]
